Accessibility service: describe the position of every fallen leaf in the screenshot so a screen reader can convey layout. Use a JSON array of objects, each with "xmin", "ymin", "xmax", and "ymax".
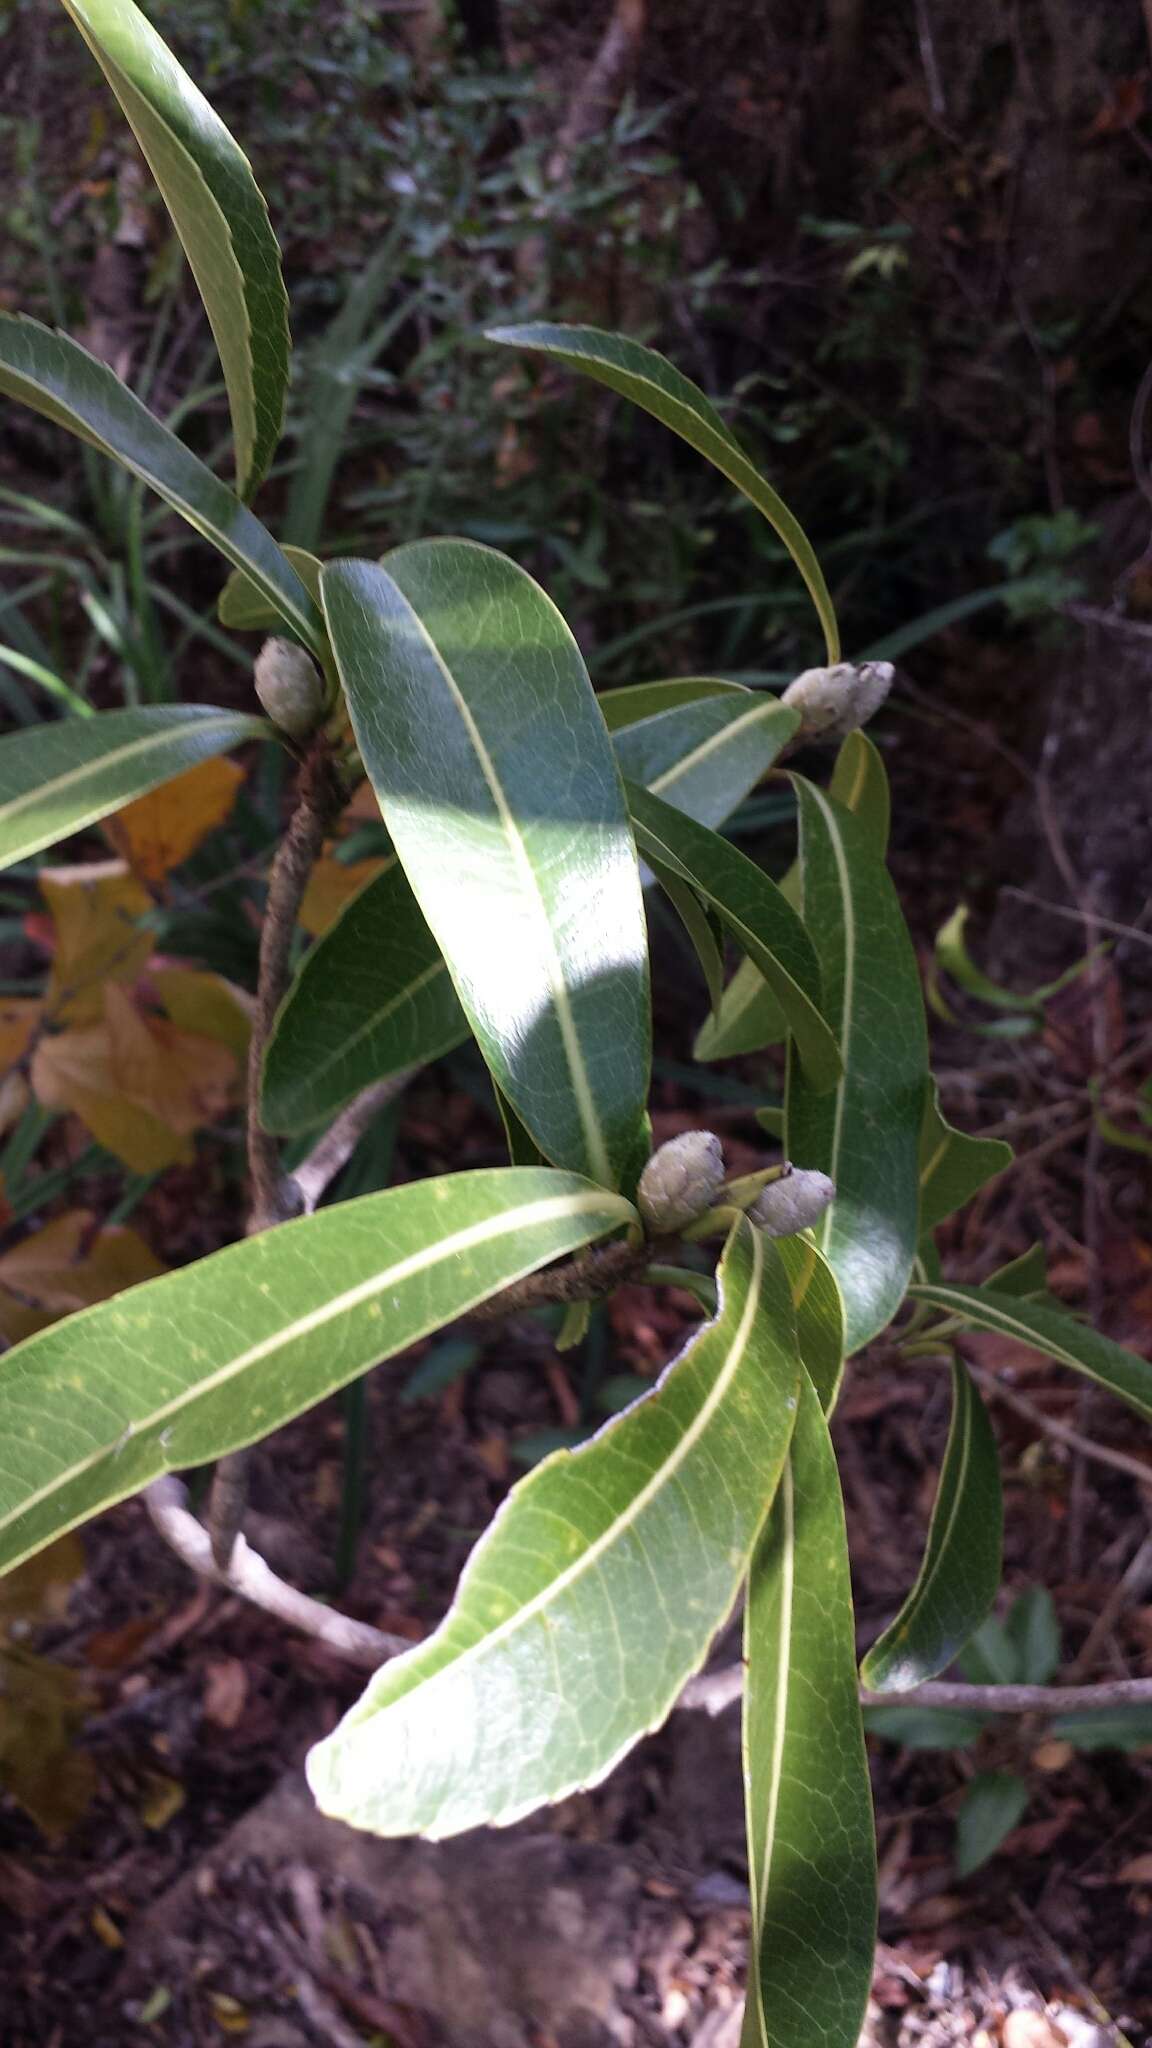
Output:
[
  {"xmin": 90, "ymin": 1905, "xmax": 124, "ymax": 1949},
  {"xmin": 39, "ymin": 860, "xmax": 154, "ymax": 1026},
  {"xmin": 138, "ymin": 1772, "xmax": 185, "ymax": 1831},
  {"xmin": 0, "ymin": 997, "xmax": 42, "ymax": 1069},
  {"xmin": 0, "ymin": 1211, "xmax": 166, "ymax": 1344},
  {"xmin": 0, "ymin": 1645, "xmax": 97, "ymax": 1839},
  {"xmin": 32, "ymin": 1024, "xmax": 189, "ymax": 1174},
  {"xmin": 104, "ymin": 983, "xmax": 237, "ymax": 1134},
  {"xmin": 149, "ymin": 967, "xmax": 252, "ymax": 1060},
  {"xmin": 0, "ymin": 1534, "xmax": 85, "ymax": 1633},
  {"xmin": 105, "ymin": 755, "xmax": 245, "ymax": 885},
  {"xmin": 202, "ymin": 1657, "xmax": 248, "ymax": 1730},
  {"xmin": 1116, "ymin": 1851, "xmax": 1152, "ymax": 1884},
  {"xmin": 298, "ymin": 852, "xmax": 386, "ymax": 936}
]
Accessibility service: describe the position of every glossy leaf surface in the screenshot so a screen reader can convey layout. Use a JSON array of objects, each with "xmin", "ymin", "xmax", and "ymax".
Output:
[
  {"xmin": 860, "ymin": 1360, "xmax": 1002, "ymax": 1691},
  {"xmin": 308, "ymin": 1220, "xmax": 801, "ymax": 1838},
  {"xmin": 0, "ymin": 1170, "xmax": 633, "ymax": 1576},
  {"xmin": 908, "ymin": 1282, "xmax": 1152, "ymax": 1422},
  {"xmin": 261, "ymin": 859, "xmax": 467, "ymax": 1132},
  {"xmin": 919, "ymin": 1080, "xmax": 1011, "ymax": 1234},
  {"xmin": 60, "ymin": 0, "xmax": 289, "ymax": 496},
  {"xmin": 786, "ymin": 775, "xmax": 927, "ymax": 1352},
  {"xmin": 322, "ymin": 544, "xmax": 650, "ymax": 1188},
  {"xmin": 218, "ymin": 546, "xmax": 322, "ymax": 630},
  {"xmin": 0, "ymin": 706, "xmax": 266, "ymax": 872},
  {"xmin": 696, "ymin": 730, "xmax": 886, "ymax": 1065},
  {"xmin": 612, "ymin": 694, "xmax": 798, "ymax": 832},
  {"xmin": 742, "ymin": 1371, "xmax": 876, "ymax": 2048},
  {"xmin": 597, "ymin": 677, "xmax": 746, "ymax": 731},
  {"xmin": 0, "ymin": 316, "xmax": 322, "ymax": 653},
  {"xmin": 776, "ymin": 1235, "xmax": 846, "ymax": 1416},
  {"xmin": 627, "ymin": 783, "xmax": 839, "ymax": 1092},
  {"xmin": 489, "ymin": 324, "xmax": 840, "ymax": 661}
]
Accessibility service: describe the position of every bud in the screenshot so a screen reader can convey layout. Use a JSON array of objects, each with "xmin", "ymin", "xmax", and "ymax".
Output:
[
  {"xmin": 781, "ymin": 660, "xmax": 893, "ymax": 741},
  {"xmin": 254, "ymin": 637, "xmax": 326, "ymax": 739},
  {"xmin": 637, "ymin": 1130, "xmax": 725, "ymax": 1235},
  {"xmin": 747, "ymin": 1166, "xmax": 835, "ymax": 1238}
]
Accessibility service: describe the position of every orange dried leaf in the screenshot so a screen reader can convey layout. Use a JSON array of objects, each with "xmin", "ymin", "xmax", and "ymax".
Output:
[
  {"xmin": 32, "ymin": 1025, "xmax": 191, "ymax": 1174},
  {"xmin": 105, "ymin": 984, "xmax": 237, "ymax": 1135},
  {"xmin": 0, "ymin": 1209, "xmax": 166, "ymax": 1344},
  {"xmin": 40, "ymin": 860, "xmax": 154, "ymax": 1026},
  {"xmin": 105, "ymin": 754, "xmax": 245, "ymax": 884},
  {"xmin": 0, "ymin": 997, "xmax": 42, "ymax": 1069}
]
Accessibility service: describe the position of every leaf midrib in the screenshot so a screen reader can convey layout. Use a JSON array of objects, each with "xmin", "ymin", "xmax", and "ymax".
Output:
[
  {"xmin": 389, "ymin": 591, "xmax": 613, "ymax": 1186},
  {"xmin": 0, "ymin": 714, "xmax": 253, "ymax": 828},
  {"xmin": 0, "ymin": 1186, "xmax": 627, "ymax": 1541},
  {"xmin": 647, "ymin": 701, "xmax": 789, "ymax": 800},
  {"xmin": 375, "ymin": 1224, "xmax": 766, "ymax": 1702}
]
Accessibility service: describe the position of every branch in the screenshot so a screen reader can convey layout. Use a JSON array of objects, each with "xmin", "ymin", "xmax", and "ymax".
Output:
[
  {"xmin": 677, "ymin": 1663, "xmax": 1152, "ymax": 1718},
  {"xmin": 288, "ymin": 1072, "xmax": 416, "ymax": 1215},
  {"xmin": 146, "ymin": 1477, "xmax": 405, "ymax": 1670},
  {"xmin": 470, "ymin": 1237, "xmax": 650, "ymax": 1320}
]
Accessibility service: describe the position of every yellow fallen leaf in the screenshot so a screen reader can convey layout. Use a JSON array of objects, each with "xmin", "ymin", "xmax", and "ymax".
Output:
[
  {"xmin": 40, "ymin": 860, "xmax": 154, "ymax": 1026},
  {"xmin": 32, "ymin": 1024, "xmax": 192, "ymax": 1174},
  {"xmin": 0, "ymin": 1644, "xmax": 97, "ymax": 1840},
  {"xmin": 0, "ymin": 1211, "xmax": 167, "ymax": 1345},
  {"xmin": 0, "ymin": 997, "xmax": 42, "ymax": 1068},
  {"xmin": 138, "ymin": 1771, "xmax": 185, "ymax": 1831},
  {"xmin": 105, "ymin": 754, "xmax": 245, "ymax": 885},
  {"xmin": 0, "ymin": 1533, "xmax": 86, "ymax": 1633},
  {"xmin": 150, "ymin": 967, "xmax": 252, "ymax": 1061},
  {"xmin": 90, "ymin": 1906, "xmax": 124, "ymax": 1950},
  {"xmin": 105, "ymin": 984, "xmax": 237, "ymax": 1134},
  {"xmin": 299, "ymin": 852, "xmax": 386, "ymax": 936}
]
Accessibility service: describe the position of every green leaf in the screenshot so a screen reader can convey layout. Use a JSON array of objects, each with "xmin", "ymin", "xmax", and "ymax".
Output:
[
  {"xmin": 322, "ymin": 545, "xmax": 651, "ymax": 1189},
  {"xmin": 919, "ymin": 1081, "xmax": 1012, "ymax": 1234},
  {"xmin": 60, "ymin": 0, "xmax": 289, "ymax": 497},
  {"xmin": 611, "ymin": 694, "xmax": 799, "ymax": 832},
  {"xmin": 597, "ymin": 677, "xmax": 747, "ymax": 731},
  {"xmin": 0, "ymin": 316, "xmax": 323, "ymax": 655},
  {"xmin": 218, "ymin": 547, "xmax": 323, "ymax": 630},
  {"xmin": 654, "ymin": 864, "xmax": 726, "ymax": 1012},
  {"xmin": 785, "ymin": 773, "xmax": 928, "ymax": 1352},
  {"xmin": 307, "ymin": 1218, "xmax": 801, "ymax": 1838},
  {"xmin": 0, "ymin": 1169, "xmax": 633, "ymax": 1578},
  {"xmin": 401, "ymin": 1337, "xmax": 480, "ymax": 1405},
  {"xmin": 775, "ymin": 1235, "xmax": 845, "ymax": 1416},
  {"xmin": 696, "ymin": 730, "xmax": 886, "ymax": 1067},
  {"xmin": 863, "ymin": 1704, "xmax": 988, "ymax": 1749},
  {"xmin": 493, "ymin": 1077, "xmax": 547, "ymax": 1167},
  {"xmin": 488, "ymin": 323, "xmax": 840, "ymax": 663},
  {"xmin": 741, "ymin": 1371, "xmax": 876, "ymax": 2048},
  {"xmin": 1052, "ymin": 1708, "xmax": 1152, "ymax": 1752},
  {"xmin": 958, "ymin": 1612, "xmax": 1018, "ymax": 1686},
  {"xmin": 1004, "ymin": 1587, "xmax": 1061, "ymax": 1686},
  {"xmin": 986, "ymin": 1243, "xmax": 1049, "ymax": 1299},
  {"xmin": 907, "ymin": 1282, "xmax": 1152, "ymax": 1423},
  {"xmin": 261, "ymin": 859, "xmax": 468, "ymax": 1134},
  {"xmin": 954, "ymin": 1771, "xmax": 1029, "ymax": 1879},
  {"xmin": 626, "ymin": 783, "xmax": 840, "ymax": 1093},
  {"xmin": 0, "ymin": 705, "xmax": 267, "ymax": 872},
  {"xmin": 860, "ymin": 1361, "xmax": 1002, "ymax": 1692}
]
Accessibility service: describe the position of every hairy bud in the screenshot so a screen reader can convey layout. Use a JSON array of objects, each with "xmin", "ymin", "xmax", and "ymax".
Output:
[
  {"xmin": 637, "ymin": 1130, "xmax": 725, "ymax": 1235},
  {"xmin": 254, "ymin": 637, "xmax": 326, "ymax": 739},
  {"xmin": 747, "ymin": 1166, "xmax": 835, "ymax": 1238},
  {"xmin": 781, "ymin": 660, "xmax": 893, "ymax": 741}
]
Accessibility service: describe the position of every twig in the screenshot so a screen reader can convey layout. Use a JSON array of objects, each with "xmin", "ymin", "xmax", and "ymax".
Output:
[
  {"xmin": 288, "ymin": 1073, "xmax": 415, "ymax": 1215},
  {"xmin": 969, "ymin": 1363, "xmax": 1152, "ymax": 1493},
  {"xmin": 470, "ymin": 1237, "xmax": 649, "ymax": 1320},
  {"xmin": 677, "ymin": 1662, "xmax": 1152, "ymax": 1718},
  {"xmin": 1001, "ymin": 884, "xmax": 1152, "ymax": 954},
  {"xmin": 1066, "ymin": 1526, "xmax": 1152, "ymax": 1683},
  {"xmin": 145, "ymin": 1476, "xmax": 404, "ymax": 1669},
  {"xmin": 208, "ymin": 739, "xmax": 344, "ymax": 1570},
  {"xmin": 547, "ymin": 0, "xmax": 646, "ymax": 182}
]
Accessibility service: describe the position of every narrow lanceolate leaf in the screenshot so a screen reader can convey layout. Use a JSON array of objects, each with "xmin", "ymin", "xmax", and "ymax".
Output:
[
  {"xmin": 0, "ymin": 1170, "xmax": 633, "ymax": 1577},
  {"xmin": 489, "ymin": 324, "xmax": 840, "ymax": 663},
  {"xmin": 860, "ymin": 1360, "xmax": 1002, "ymax": 1692},
  {"xmin": 919, "ymin": 1080, "xmax": 1011, "ymax": 1235},
  {"xmin": 0, "ymin": 706, "xmax": 266, "ymax": 872},
  {"xmin": 597, "ymin": 677, "xmax": 746, "ymax": 731},
  {"xmin": 60, "ymin": 0, "xmax": 289, "ymax": 497},
  {"xmin": 786, "ymin": 775, "xmax": 927, "ymax": 1353},
  {"xmin": 612, "ymin": 694, "xmax": 799, "ymax": 833},
  {"xmin": 218, "ymin": 546, "xmax": 322, "ymax": 631},
  {"xmin": 696, "ymin": 729, "xmax": 885, "ymax": 1066},
  {"xmin": 742, "ymin": 1371, "xmax": 876, "ymax": 2048},
  {"xmin": 627, "ymin": 783, "xmax": 840, "ymax": 1093},
  {"xmin": 907, "ymin": 1282, "xmax": 1152, "ymax": 1424},
  {"xmin": 308, "ymin": 1219, "xmax": 801, "ymax": 1839},
  {"xmin": 775, "ymin": 1235, "xmax": 846, "ymax": 1416},
  {"xmin": 0, "ymin": 316, "xmax": 323, "ymax": 655},
  {"xmin": 322, "ymin": 545, "xmax": 651, "ymax": 1189},
  {"xmin": 261, "ymin": 859, "xmax": 468, "ymax": 1133}
]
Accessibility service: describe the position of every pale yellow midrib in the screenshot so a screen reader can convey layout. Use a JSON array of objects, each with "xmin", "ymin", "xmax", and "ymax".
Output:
[
  {"xmin": 397, "ymin": 597, "xmax": 612, "ymax": 1185},
  {"xmin": 0, "ymin": 1187, "xmax": 625, "ymax": 1538},
  {"xmin": 648, "ymin": 701, "xmax": 786, "ymax": 798},
  {"xmin": 750, "ymin": 1451, "xmax": 796, "ymax": 2040},
  {"xmin": 373, "ymin": 1225, "xmax": 765, "ymax": 1695},
  {"xmin": 1, "ymin": 717, "xmax": 243, "ymax": 829}
]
